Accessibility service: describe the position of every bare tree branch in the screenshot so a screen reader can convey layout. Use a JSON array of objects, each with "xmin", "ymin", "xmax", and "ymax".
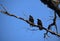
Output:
[
  {"xmin": 0, "ymin": 10, "xmax": 60, "ymax": 37},
  {"xmin": 44, "ymin": 11, "xmax": 58, "ymax": 38},
  {"xmin": 0, "ymin": 4, "xmax": 60, "ymax": 38}
]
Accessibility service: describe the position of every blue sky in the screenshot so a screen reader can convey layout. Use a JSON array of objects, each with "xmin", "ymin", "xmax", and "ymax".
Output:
[{"xmin": 0, "ymin": 0, "xmax": 60, "ymax": 41}]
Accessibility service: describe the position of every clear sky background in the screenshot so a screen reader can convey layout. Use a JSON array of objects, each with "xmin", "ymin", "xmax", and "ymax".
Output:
[{"xmin": 0, "ymin": 0, "xmax": 60, "ymax": 41}]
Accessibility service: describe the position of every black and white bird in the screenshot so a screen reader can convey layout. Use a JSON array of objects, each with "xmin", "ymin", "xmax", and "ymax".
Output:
[
  {"xmin": 37, "ymin": 19, "xmax": 43, "ymax": 30},
  {"xmin": 29, "ymin": 15, "xmax": 34, "ymax": 27}
]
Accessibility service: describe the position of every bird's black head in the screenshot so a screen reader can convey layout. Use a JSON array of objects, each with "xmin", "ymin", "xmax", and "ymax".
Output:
[
  {"xmin": 29, "ymin": 15, "xmax": 32, "ymax": 17},
  {"xmin": 37, "ymin": 19, "xmax": 40, "ymax": 20},
  {"xmin": 29, "ymin": 15, "xmax": 31, "ymax": 16}
]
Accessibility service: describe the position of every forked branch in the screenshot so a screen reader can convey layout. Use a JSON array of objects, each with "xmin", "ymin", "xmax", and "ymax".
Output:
[{"xmin": 0, "ymin": 4, "xmax": 60, "ymax": 37}]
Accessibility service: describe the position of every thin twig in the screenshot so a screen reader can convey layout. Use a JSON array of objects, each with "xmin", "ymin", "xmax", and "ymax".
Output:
[{"xmin": 44, "ymin": 11, "xmax": 58, "ymax": 38}]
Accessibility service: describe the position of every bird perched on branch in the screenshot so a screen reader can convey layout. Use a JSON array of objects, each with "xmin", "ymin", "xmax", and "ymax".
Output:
[
  {"xmin": 37, "ymin": 19, "xmax": 43, "ymax": 30},
  {"xmin": 29, "ymin": 15, "xmax": 34, "ymax": 27}
]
